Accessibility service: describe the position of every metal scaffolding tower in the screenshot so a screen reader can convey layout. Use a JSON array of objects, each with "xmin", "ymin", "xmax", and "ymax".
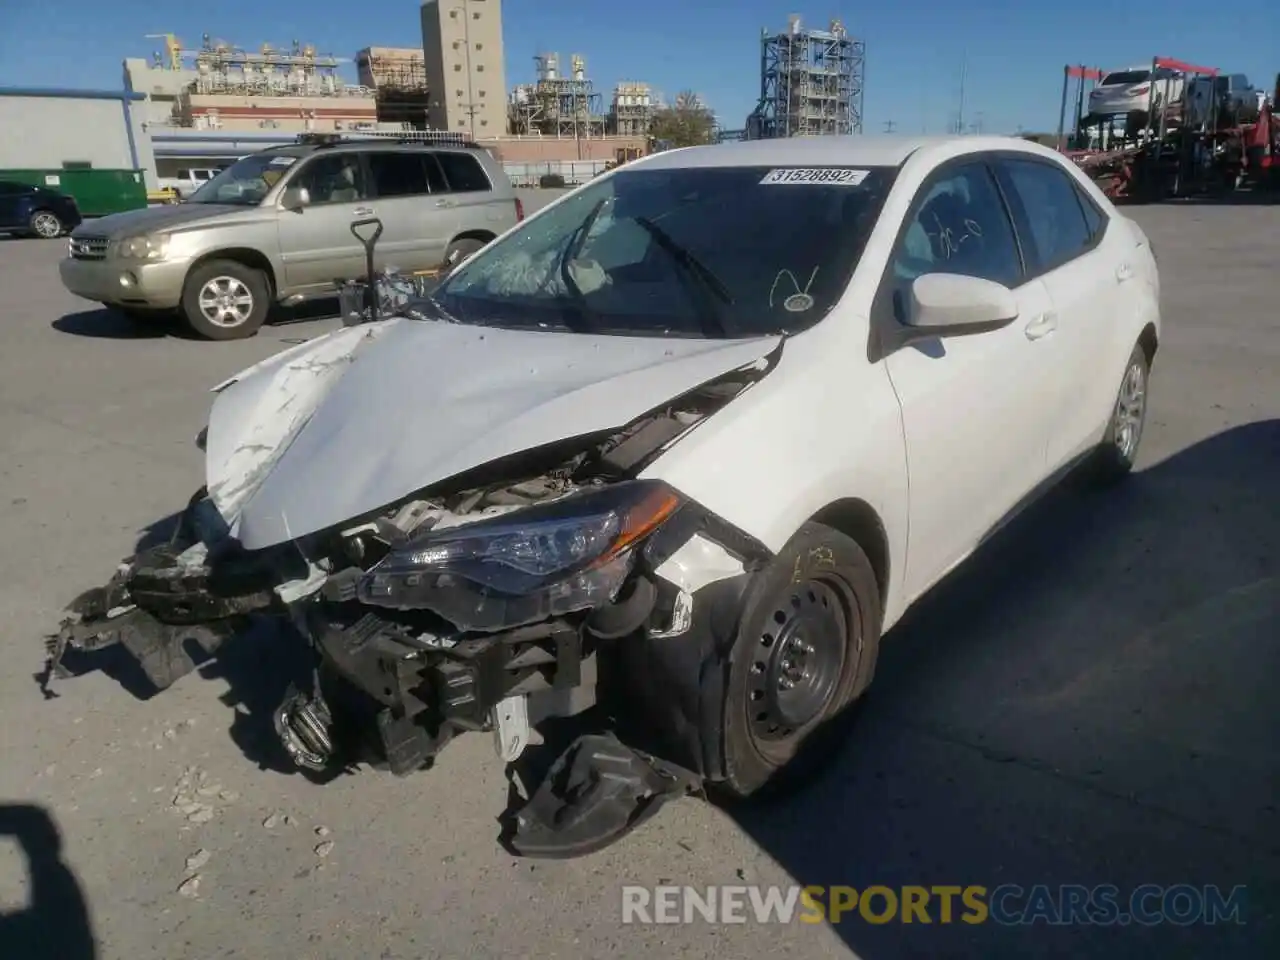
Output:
[
  {"xmin": 749, "ymin": 15, "xmax": 865, "ymax": 139},
  {"xmin": 508, "ymin": 53, "xmax": 607, "ymax": 138}
]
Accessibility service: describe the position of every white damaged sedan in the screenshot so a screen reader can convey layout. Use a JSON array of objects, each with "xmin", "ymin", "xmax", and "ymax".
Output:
[{"xmin": 47, "ymin": 134, "xmax": 1160, "ymax": 857}]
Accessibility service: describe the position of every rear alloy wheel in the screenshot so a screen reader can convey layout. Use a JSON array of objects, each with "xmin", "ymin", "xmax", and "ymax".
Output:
[
  {"xmin": 180, "ymin": 259, "xmax": 270, "ymax": 340},
  {"xmin": 29, "ymin": 210, "xmax": 64, "ymax": 239},
  {"xmin": 716, "ymin": 522, "xmax": 882, "ymax": 800},
  {"xmin": 442, "ymin": 237, "xmax": 486, "ymax": 275},
  {"xmin": 1091, "ymin": 342, "xmax": 1150, "ymax": 483}
]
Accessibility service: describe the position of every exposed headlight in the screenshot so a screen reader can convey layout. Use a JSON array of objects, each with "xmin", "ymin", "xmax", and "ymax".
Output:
[
  {"xmin": 357, "ymin": 480, "xmax": 682, "ymax": 632},
  {"xmin": 117, "ymin": 235, "xmax": 170, "ymax": 260}
]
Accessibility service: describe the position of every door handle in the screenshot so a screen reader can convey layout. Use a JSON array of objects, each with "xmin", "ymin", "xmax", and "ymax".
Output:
[
  {"xmin": 353, "ymin": 206, "xmax": 375, "ymax": 216},
  {"xmin": 434, "ymin": 198, "xmax": 454, "ymax": 208},
  {"xmin": 1116, "ymin": 262, "xmax": 1134, "ymax": 282},
  {"xmin": 1024, "ymin": 311, "xmax": 1058, "ymax": 340}
]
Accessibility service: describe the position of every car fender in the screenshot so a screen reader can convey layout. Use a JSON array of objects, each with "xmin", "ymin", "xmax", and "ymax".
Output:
[{"xmin": 641, "ymin": 316, "xmax": 913, "ymax": 627}]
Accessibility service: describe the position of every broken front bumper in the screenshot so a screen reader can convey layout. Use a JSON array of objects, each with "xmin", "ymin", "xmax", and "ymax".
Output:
[{"xmin": 42, "ymin": 496, "xmax": 771, "ymax": 858}]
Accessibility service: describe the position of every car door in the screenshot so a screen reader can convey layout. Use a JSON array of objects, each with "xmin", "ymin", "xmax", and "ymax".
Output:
[
  {"xmin": 433, "ymin": 150, "xmax": 510, "ymax": 260},
  {"xmin": 0, "ymin": 183, "xmax": 23, "ymax": 229},
  {"xmin": 363, "ymin": 149, "xmax": 455, "ymax": 275},
  {"xmin": 993, "ymin": 156, "xmax": 1119, "ymax": 469},
  {"xmin": 276, "ymin": 152, "xmax": 374, "ymax": 293},
  {"xmin": 873, "ymin": 158, "xmax": 1058, "ymax": 600}
]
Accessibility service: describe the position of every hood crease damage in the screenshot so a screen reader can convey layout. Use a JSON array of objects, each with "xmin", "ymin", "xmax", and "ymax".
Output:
[{"xmin": 204, "ymin": 317, "xmax": 782, "ymax": 552}]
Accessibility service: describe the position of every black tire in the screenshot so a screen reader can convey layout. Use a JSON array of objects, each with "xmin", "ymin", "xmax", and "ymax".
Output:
[
  {"xmin": 441, "ymin": 237, "xmax": 487, "ymax": 274},
  {"xmin": 28, "ymin": 209, "xmax": 64, "ymax": 239},
  {"xmin": 1088, "ymin": 342, "xmax": 1150, "ymax": 484},
  {"xmin": 180, "ymin": 259, "xmax": 270, "ymax": 341},
  {"xmin": 716, "ymin": 522, "xmax": 882, "ymax": 800}
]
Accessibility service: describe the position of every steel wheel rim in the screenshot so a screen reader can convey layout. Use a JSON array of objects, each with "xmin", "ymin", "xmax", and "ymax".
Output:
[
  {"xmin": 33, "ymin": 213, "xmax": 60, "ymax": 238},
  {"xmin": 1113, "ymin": 360, "xmax": 1146, "ymax": 461},
  {"xmin": 748, "ymin": 579, "xmax": 849, "ymax": 742},
  {"xmin": 198, "ymin": 276, "xmax": 254, "ymax": 327}
]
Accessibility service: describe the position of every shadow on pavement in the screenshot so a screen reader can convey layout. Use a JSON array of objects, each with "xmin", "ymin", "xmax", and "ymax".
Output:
[
  {"xmin": 51, "ymin": 309, "xmax": 172, "ymax": 340},
  {"xmin": 0, "ymin": 804, "xmax": 96, "ymax": 960},
  {"xmin": 730, "ymin": 419, "xmax": 1280, "ymax": 958},
  {"xmin": 51, "ymin": 299, "xmax": 338, "ymax": 342}
]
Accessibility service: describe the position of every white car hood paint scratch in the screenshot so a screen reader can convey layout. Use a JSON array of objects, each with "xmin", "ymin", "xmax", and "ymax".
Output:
[{"xmin": 203, "ymin": 317, "xmax": 780, "ymax": 551}]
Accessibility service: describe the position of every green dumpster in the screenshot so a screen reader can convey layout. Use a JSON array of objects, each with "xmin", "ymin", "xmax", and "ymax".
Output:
[{"xmin": 0, "ymin": 167, "xmax": 147, "ymax": 217}]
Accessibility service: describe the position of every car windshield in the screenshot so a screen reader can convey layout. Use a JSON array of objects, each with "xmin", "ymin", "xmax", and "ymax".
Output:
[
  {"xmin": 1101, "ymin": 70, "xmax": 1150, "ymax": 86},
  {"xmin": 187, "ymin": 152, "xmax": 300, "ymax": 205},
  {"xmin": 427, "ymin": 163, "xmax": 897, "ymax": 339}
]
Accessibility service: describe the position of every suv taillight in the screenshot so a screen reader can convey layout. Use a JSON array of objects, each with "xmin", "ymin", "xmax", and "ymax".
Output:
[
  {"xmin": 1132, "ymin": 85, "xmax": 1150, "ymax": 96},
  {"xmin": 514, "ymin": 197, "xmax": 525, "ymax": 222}
]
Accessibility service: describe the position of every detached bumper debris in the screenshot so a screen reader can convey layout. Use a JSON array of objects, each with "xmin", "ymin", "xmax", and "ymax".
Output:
[
  {"xmin": 505, "ymin": 733, "xmax": 702, "ymax": 859},
  {"xmin": 42, "ymin": 540, "xmax": 274, "ymax": 696}
]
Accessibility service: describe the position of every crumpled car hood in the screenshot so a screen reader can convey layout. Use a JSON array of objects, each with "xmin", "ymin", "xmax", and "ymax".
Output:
[{"xmin": 204, "ymin": 317, "xmax": 780, "ymax": 551}]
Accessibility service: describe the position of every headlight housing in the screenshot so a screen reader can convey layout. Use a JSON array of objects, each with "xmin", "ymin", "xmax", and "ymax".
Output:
[
  {"xmin": 357, "ymin": 480, "xmax": 682, "ymax": 632},
  {"xmin": 117, "ymin": 234, "xmax": 170, "ymax": 261}
]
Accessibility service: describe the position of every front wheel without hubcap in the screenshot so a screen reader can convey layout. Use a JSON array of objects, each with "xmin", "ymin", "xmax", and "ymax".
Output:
[
  {"xmin": 180, "ymin": 259, "xmax": 269, "ymax": 340},
  {"xmin": 716, "ymin": 522, "xmax": 882, "ymax": 801}
]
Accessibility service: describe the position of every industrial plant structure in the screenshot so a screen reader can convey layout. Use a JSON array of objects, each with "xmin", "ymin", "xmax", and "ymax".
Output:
[
  {"xmin": 356, "ymin": 46, "xmax": 430, "ymax": 128},
  {"xmin": 508, "ymin": 54, "xmax": 605, "ymax": 138},
  {"xmin": 608, "ymin": 82, "xmax": 659, "ymax": 136},
  {"xmin": 746, "ymin": 15, "xmax": 866, "ymax": 139},
  {"xmin": 126, "ymin": 33, "xmax": 378, "ymax": 134}
]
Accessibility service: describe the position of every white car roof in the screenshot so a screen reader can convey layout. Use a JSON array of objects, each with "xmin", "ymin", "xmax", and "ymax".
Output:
[{"xmin": 633, "ymin": 134, "xmax": 1055, "ymax": 172}]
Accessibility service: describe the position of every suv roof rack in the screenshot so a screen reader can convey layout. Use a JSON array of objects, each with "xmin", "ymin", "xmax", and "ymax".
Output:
[
  {"xmin": 291, "ymin": 131, "xmax": 483, "ymax": 150},
  {"xmin": 295, "ymin": 132, "xmax": 345, "ymax": 147}
]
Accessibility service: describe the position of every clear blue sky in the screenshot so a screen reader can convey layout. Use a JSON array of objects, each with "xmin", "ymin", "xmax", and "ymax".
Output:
[{"xmin": 0, "ymin": 0, "xmax": 1273, "ymax": 133}]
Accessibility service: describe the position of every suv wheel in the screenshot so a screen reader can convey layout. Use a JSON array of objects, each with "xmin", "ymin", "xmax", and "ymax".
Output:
[
  {"xmin": 442, "ymin": 237, "xmax": 486, "ymax": 274},
  {"xmin": 181, "ymin": 259, "xmax": 270, "ymax": 341}
]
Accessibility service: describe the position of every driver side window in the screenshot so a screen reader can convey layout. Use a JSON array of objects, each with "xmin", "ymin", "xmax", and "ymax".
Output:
[
  {"xmin": 291, "ymin": 155, "xmax": 369, "ymax": 206},
  {"xmin": 891, "ymin": 163, "xmax": 1022, "ymax": 289}
]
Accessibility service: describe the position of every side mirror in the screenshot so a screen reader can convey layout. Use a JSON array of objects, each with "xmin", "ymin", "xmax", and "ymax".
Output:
[
  {"xmin": 902, "ymin": 273, "xmax": 1019, "ymax": 342},
  {"xmin": 281, "ymin": 186, "xmax": 311, "ymax": 211}
]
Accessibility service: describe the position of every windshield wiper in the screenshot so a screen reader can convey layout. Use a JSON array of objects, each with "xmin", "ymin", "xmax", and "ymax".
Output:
[
  {"xmin": 555, "ymin": 197, "xmax": 611, "ymax": 332},
  {"xmin": 631, "ymin": 216, "xmax": 733, "ymax": 337}
]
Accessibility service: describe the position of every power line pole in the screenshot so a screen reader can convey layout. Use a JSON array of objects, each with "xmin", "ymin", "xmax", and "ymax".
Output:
[
  {"xmin": 882, "ymin": 119, "xmax": 896, "ymax": 133},
  {"xmin": 955, "ymin": 53, "xmax": 968, "ymax": 133}
]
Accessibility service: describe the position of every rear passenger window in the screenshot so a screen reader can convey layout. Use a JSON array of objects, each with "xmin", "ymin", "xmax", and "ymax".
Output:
[
  {"xmin": 435, "ymin": 152, "xmax": 491, "ymax": 193},
  {"xmin": 1000, "ymin": 160, "xmax": 1093, "ymax": 268},
  {"xmin": 1076, "ymin": 185, "xmax": 1104, "ymax": 239},
  {"xmin": 422, "ymin": 154, "xmax": 448, "ymax": 193},
  {"xmin": 367, "ymin": 152, "xmax": 430, "ymax": 198}
]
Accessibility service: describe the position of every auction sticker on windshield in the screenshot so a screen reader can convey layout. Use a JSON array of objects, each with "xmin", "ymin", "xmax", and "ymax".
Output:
[{"xmin": 760, "ymin": 168, "xmax": 870, "ymax": 185}]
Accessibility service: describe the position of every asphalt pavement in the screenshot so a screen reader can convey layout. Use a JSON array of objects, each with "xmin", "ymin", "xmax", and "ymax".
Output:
[{"xmin": 0, "ymin": 193, "xmax": 1275, "ymax": 960}]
